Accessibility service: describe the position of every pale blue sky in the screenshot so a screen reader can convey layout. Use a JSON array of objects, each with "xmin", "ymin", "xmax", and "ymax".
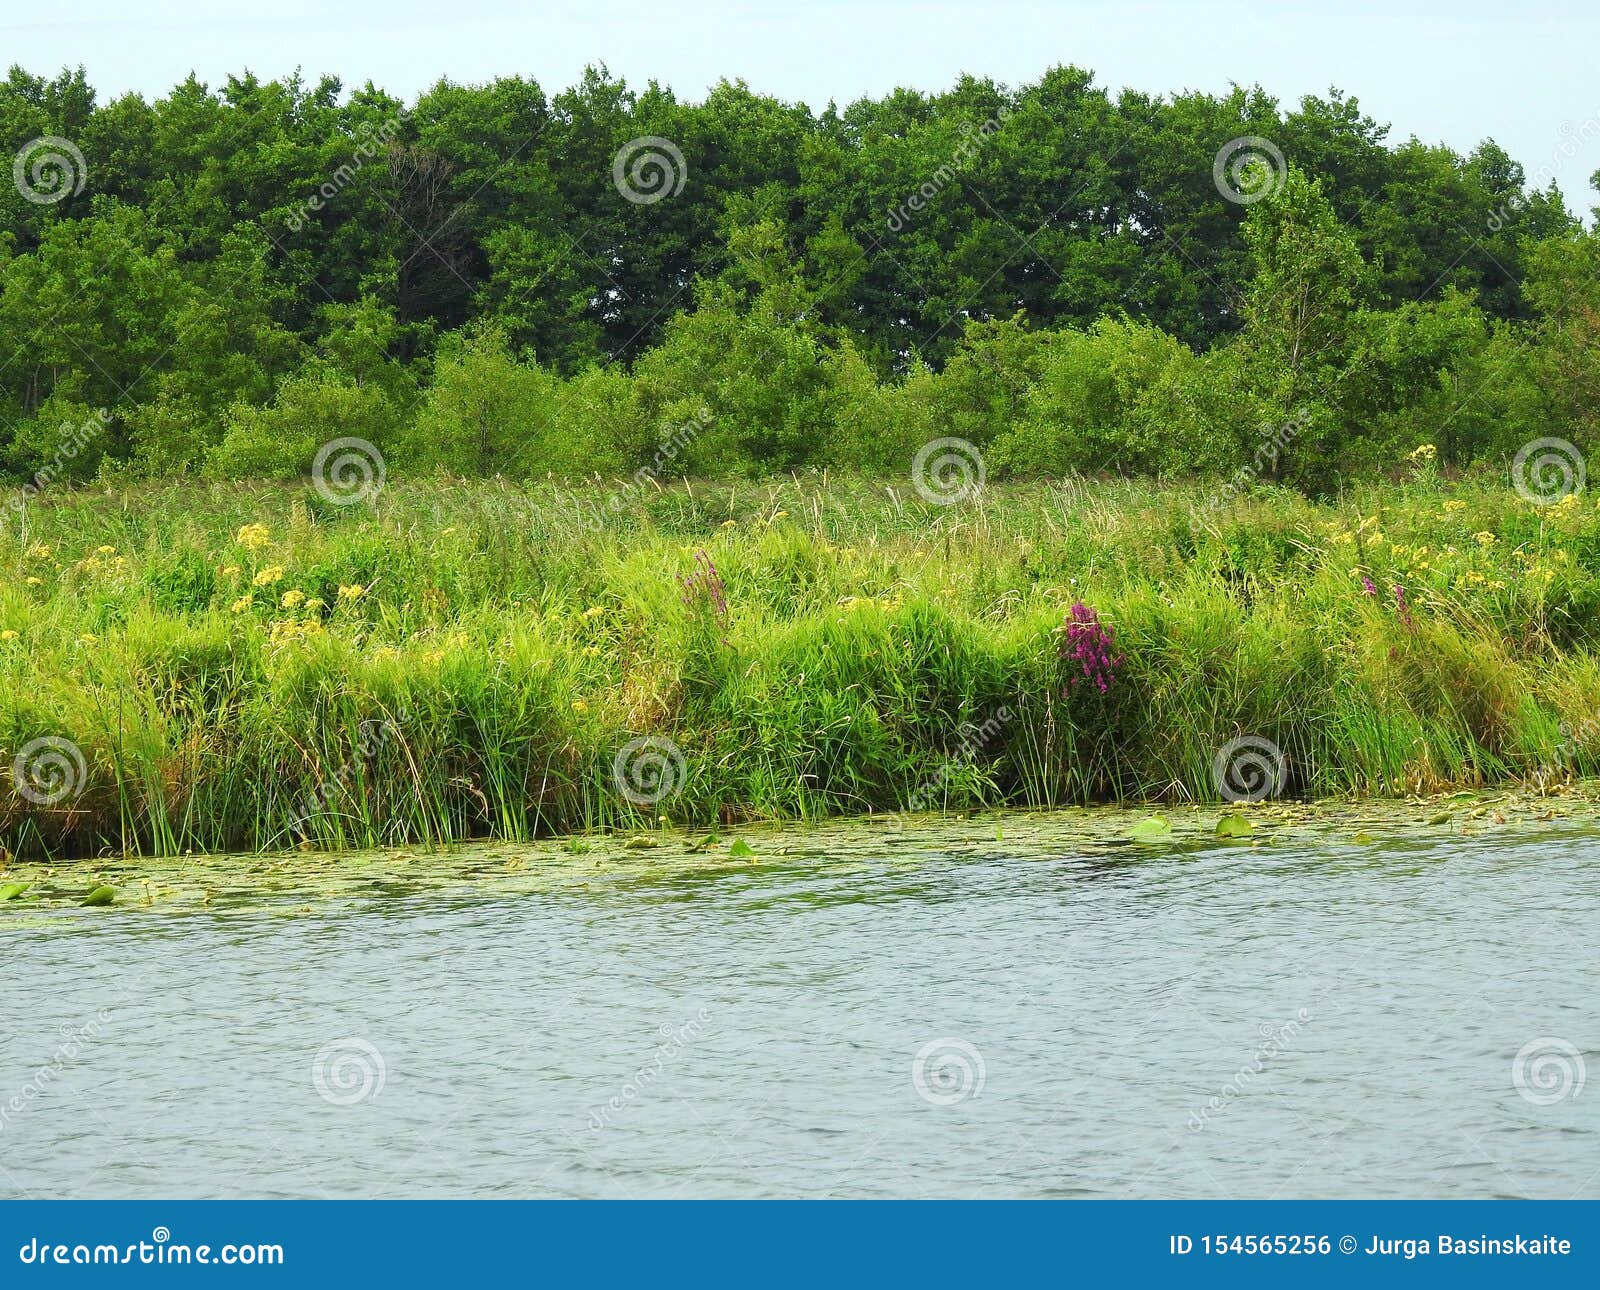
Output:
[{"xmin": 6, "ymin": 0, "xmax": 1598, "ymax": 215}]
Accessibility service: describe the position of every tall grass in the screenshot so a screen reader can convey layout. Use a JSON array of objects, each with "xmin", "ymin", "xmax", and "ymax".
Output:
[{"xmin": 3, "ymin": 474, "xmax": 1598, "ymax": 859}]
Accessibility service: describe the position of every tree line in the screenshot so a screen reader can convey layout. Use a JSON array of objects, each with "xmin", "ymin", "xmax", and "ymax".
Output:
[{"xmin": 1, "ymin": 62, "xmax": 1595, "ymax": 490}]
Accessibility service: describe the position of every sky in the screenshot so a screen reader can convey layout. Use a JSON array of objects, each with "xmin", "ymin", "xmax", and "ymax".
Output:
[{"xmin": 5, "ymin": 0, "xmax": 1598, "ymax": 216}]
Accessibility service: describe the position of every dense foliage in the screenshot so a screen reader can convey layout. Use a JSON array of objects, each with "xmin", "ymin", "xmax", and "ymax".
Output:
[
  {"xmin": 1, "ymin": 63, "xmax": 1597, "ymax": 491},
  {"xmin": 6, "ymin": 476, "xmax": 1600, "ymax": 858}
]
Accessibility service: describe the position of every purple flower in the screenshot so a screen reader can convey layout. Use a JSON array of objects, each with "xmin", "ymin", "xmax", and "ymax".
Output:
[
  {"xmin": 1393, "ymin": 582, "xmax": 1413, "ymax": 629},
  {"xmin": 1061, "ymin": 601, "xmax": 1123, "ymax": 695},
  {"xmin": 1360, "ymin": 574, "xmax": 1378, "ymax": 597}
]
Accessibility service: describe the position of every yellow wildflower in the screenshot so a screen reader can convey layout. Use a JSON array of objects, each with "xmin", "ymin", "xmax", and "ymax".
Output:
[
  {"xmin": 337, "ymin": 583, "xmax": 365, "ymax": 602},
  {"xmin": 252, "ymin": 566, "xmax": 284, "ymax": 587},
  {"xmin": 25, "ymin": 576, "xmax": 42, "ymax": 587},
  {"xmin": 582, "ymin": 606, "xmax": 604, "ymax": 619},
  {"xmin": 230, "ymin": 596, "xmax": 253, "ymax": 614},
  {"xmin": 26, "ymin": 544, "xmax": 52, "ymax": 559},
  {"xmin": 95, "ymin": 544, "xmax": 116, "ymax": 556},
  {"xmin": 78, "ymin": 634, "xmax": 97, "ymax": 645},
  {"xmin": 1408, "ymin": 443, "xmax": 1437, "ymax": 462},
  {"xmin": 305, "ymin": 597, "xmax": 326, "ymax": 612},
  {"xmin": 582, "ymin": 645, "xmax": 601, "ymax": 658},
  {"xmin": 280, "ymin": 589, "xmax": 306, "ymax": 609},
  {"xmin": 235, "ymin": 523, "xmax": 272, "ymax": 551},
  {"xmin": 220, "ymin": 565, "xmax": 241, "ymax": 577},
  {"xmin": 720, "ymin": 520, "xmax": 737, "ymax": 528},
  {"xmin": 570, "ymin": 699, "xmax": 589, "ymax": 713},
  {"xmin": 0, "ymin": 630, "xmax": 17, "ymax": 641},
  {"xmin": 1473, "ymin": 531, "xmax": 1497, "ymax": 547},
  {"xmin": 1442, "ymin": 499, "xmax": 1466, "ymax": 513}
]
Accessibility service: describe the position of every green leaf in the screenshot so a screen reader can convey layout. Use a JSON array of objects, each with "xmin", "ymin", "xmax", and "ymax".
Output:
[
  {"xmin": 0, "ymin": 881, "xmax": 31, "ymax": 901},
  {"xmin": 1129, "ymin": 815, "xmax": 1173, "ymax": 842},
  {"xmin": 728, "ymin": 839, "xmax": 756, "ymax": 858},
  {"xmin": 1426, "ymin": 811, "xmax": 1452, "ymax": 826},
  {"xmin": 622, "ymin": 835, "xmax": 658, "ymax": 850},
  {"xmin": 1215, "ymin": 813, "xmax": 1253, "ymax": 839},
  {"xmin": 81, "ymin": 885, "xmax": 116, "ymax": 907},
  {"xmin": 1352, "ymin": 830, "xmax": 1376, "ymax": 844}
]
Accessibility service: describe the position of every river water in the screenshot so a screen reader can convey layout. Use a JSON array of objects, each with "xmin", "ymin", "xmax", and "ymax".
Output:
[{"xmin": 3, "ymin": 810, "xmax": 1597, "ymax": 1198}]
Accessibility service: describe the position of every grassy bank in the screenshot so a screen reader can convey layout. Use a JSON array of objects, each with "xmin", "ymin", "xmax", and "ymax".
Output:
[{"xmin": 3, "ymin": 475, "xmax": 1599, "ymax": 860}]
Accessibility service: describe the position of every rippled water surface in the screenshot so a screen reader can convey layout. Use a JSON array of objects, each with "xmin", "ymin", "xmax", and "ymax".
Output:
[{"xmin": 4, "ymin": 810, "xmax": 1598, "ymax": 1198}]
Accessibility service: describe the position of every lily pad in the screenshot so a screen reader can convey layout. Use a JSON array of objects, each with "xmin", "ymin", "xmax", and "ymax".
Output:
[
  {"xmin": 1129, "ymin": 815, "xmax": 1173, "ymax": 842},
  {"xmin": 80, "ymin": 885, "xmax": 116, "ymax": 907},
  {"xmin": 1426, "ymin": 811, "xmax": 1452, "ymax": 826},
  {"xmin": 0, "ymin": 880, "xmax": 31, "ymax": 901},
  {"xmin": 1215, "ymin": 813, "xmax": 1253, "ymax": 839},
  {"xmin": 728, "ymin": 839, "xmax": 757, "ymax": 858}
]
